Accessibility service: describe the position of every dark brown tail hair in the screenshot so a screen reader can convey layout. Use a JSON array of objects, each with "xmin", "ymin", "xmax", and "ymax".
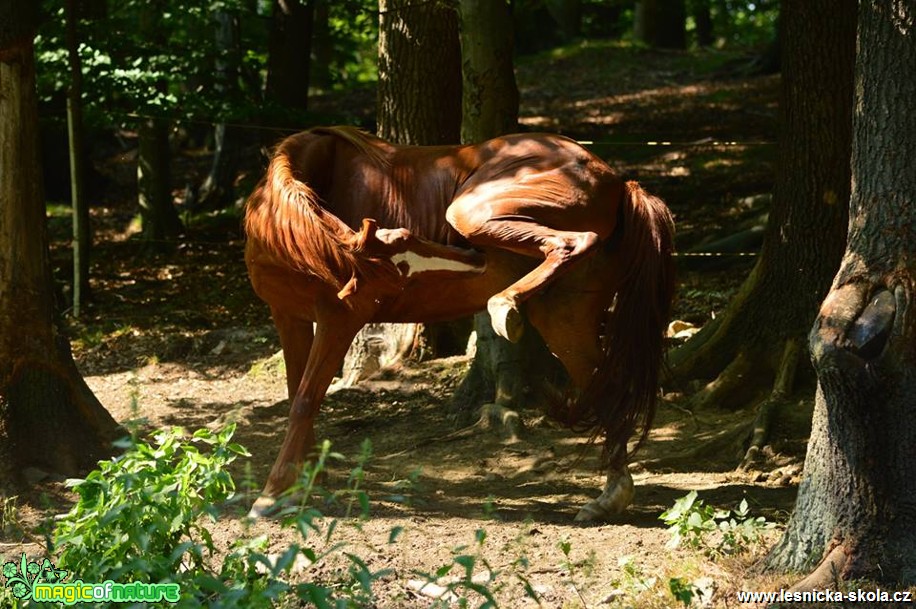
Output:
[
  {"xmin": 574, "ymin": 181, "xmax": 676, "ymax": 466},
  {"xmin": 243, "ymin": 131, "xmax": 394, "ymax": 294}
]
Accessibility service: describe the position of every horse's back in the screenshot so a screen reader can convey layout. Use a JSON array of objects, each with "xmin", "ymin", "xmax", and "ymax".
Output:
[{"xmin": 449, "ymin": 133, "xmax": 624, "ymax": 239}]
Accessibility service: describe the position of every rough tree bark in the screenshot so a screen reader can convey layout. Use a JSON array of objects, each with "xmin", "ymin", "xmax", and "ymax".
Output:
[
  {"xmin": 667, "ymin": 0, "xmax": 855, "ymax": 461},
  {"xmin": 767, "ymin": 0, "xmax": 916, "ymax": 587},
  {"xmin": 0, "ymin": 2, "xmax": 120, "ymax": 487},
  {"xmin": 377, "ymin": 0, "xmax": 461, "ymax": 145}
]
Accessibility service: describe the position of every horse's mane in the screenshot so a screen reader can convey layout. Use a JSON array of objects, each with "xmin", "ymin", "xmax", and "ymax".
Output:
[{"xmin": 244, "ymin": 127, "xmax": 398, "ymax": 297}]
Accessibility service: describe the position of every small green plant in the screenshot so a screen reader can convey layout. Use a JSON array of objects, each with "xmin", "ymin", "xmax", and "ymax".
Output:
[
  {"xmin": 412, "ymin": 524, "xmax": 541, "ymax": 608},
  {"xmin": 0, "ymin": 495, "xmax": 21, "ymax": 539},
  {"xmin": 669, "ymin": 576, "xmax": 697, "ymax": 607},
  {"xmin": 660, "ymin": 491, "xmax": 775, "ymax": 555},
  {"xmin": 53, "ymin": 425, "xmax": 249, "ymax": 584}
]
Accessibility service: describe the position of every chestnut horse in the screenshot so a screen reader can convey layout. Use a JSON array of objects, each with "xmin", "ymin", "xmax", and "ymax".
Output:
[{"xmin": 244, "ymin": 127, "xmax": 675, "ymax": 521}]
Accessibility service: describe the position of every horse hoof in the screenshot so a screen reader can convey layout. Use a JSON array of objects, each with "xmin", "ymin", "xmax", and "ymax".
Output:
[
  {"xmin": 488, "ymin": 297, "xmax": 524, "ymax": 343},
  {"xmin": 574, "ymin": 471, "xmax": 635, "ymax": 522},
  {"xmin": 247, "ymin": 495, "xmax": 279, "ymax": 519}
]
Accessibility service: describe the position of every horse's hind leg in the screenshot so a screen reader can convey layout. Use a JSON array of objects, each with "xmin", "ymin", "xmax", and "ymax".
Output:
[
  {"xmin": 250, "ymin": 309, "xmax": 365, "ymax": 517},
  {"xmin": 446, "ymin": 207, "xmax": 602, "ymax": 342},
  {"xmin": 527, "ymin": 289, "xmax": 634, "ymax": 522}
]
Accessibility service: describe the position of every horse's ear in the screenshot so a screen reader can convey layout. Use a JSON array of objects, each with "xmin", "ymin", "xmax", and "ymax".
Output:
[
  {"xmin": 337, "ymin": 274, "xmax": 359, "ymax": 300},
  {"xmin": 351, "ymin": 218, "xmax": 378, "ymax": 252}
]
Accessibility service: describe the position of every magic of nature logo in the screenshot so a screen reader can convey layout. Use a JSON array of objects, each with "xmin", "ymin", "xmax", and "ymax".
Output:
[{"xmin": 2, "ymin": 553, "xmax": 179, "ymax": 605}]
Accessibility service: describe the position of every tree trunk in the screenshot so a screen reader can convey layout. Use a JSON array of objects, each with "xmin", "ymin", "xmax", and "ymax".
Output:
[
  {"xmin": 266, "ymin": 0, "xmax": 314, "ymax": 112},
  {"xmin": 197, "ymin": 10, "xmax": 242, "ymax": 210},
  {"xmin": 633, "ymin": 0, "xmax": 658, "ymax": 45},
  {"xmin": 137, "ymin": 117, "xmax": 181, "ymax": 243},
  {"xmin": 65, "ymin": 0, "xmax": 91, "ymax": 315},
  {"xmin": 655, "ymin": 0, "xmax": 686, "ymax": 49},
  {"xmin": 377, "ymin": 0, "xmax": 461, "ymax": 145},
  {"xmin": 138, "ymin": 2, "xmax": 181, "ymax": 245},
  {"xmin": 458, "ymin": 0, "xmax": 518, "ymax": 144},
  {"xmin": 668, "ymin": 0, "xmax": 855, "ymax": 415},
  {"xmin": 452, "ymin": 0, "xmax": 559, "ymax": 418},
  {"xmin": 692, "ymin": 0, "xmax": 713, "ymax": 47},
  {"xmin": 0, "ymin": 8, "xmax": 121, "ymax": 486},
  {"xmin": 767, "ymin": 0, "xmax": 916, "ymax": 586}
]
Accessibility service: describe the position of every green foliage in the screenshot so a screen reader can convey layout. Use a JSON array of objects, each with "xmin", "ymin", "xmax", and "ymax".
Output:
[
  {"xmin": 53, "ymin": 425, "xmax": 249, "ymax": 584},
  {"xmin": 668, "ymin": 576, "xmax": 697, "ymax": 607},
  {"xmin": 660, "ymin": 491, "xmax": 775, "ymax": 556},
  {"xmin": 34, "ymin": 0, "xmax": 380, "ymax": 131},
  {"xmin": 48, "ymin": 426, "xmax": 544, "ymax": 608}
]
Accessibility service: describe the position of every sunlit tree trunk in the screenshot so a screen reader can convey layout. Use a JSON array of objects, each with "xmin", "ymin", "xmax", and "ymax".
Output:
[
  {"xmin": 452, "ymin": 0, "xmax": 561, "ymax": 418},
  {"xmin": 64, "ymin": 0, "xmax": 91, "ymax": 314},
  {"xmin": 0, "ymin": 2, "xmax": 120, "ymax": 486},
  {"xmin": 767, "ymin": 0, "xmax": 916, "ymax": 587}
]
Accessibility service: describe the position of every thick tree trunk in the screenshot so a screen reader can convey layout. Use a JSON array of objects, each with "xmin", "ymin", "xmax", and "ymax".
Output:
[
  {"xmin": 266, "ymin": 0, "xmax": 314, "ymax": 112},
  {"xmin": 767, "ymin": 0, "xmax": 916, "ymax": 585},
  {"xmin": 668, "ymin": 0, "xmax": 855, "ymax": 415},
  {"xmin": 342, "ymin": 0, "xmax": 464, "ymax": 383},
  {"xmin": 458, "ymin": 0, "xmax": 518, "ymax": 144},
  {"xmin": 0, "ymin": 19, "xmax": 120, "ymax": 486},
  {"xmin": 692, "ymin": 0, "xmax": 713, "ymax": 47},
  {"xmin": 377, "ymin": 0, "xmax": 461, "ymax": 145},
  {"xmin": 633, "ymin": 0, "xmax": 658, "ymax": 46},
  {"xmin": 655, "ymin": 0, "xmax": 686, "ymax": 49}
]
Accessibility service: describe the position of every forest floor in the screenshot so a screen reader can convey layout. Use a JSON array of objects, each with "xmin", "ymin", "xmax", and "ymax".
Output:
[{"xmin": 2, "ymin": 41, "xmax": 838, "ymax": 608}]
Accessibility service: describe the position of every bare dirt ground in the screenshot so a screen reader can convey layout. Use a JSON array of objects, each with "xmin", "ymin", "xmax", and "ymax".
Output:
[{"xmin": 3, "ymin": 43, "xmax": 824, "ymax": 608}]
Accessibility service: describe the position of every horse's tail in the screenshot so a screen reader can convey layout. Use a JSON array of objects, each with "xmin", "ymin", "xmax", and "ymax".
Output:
[
  {"xmin": 244, "ymin": 135, "xmax": 375, "ymax": 293},
  {"xmin": 575, "ymin": 180, "xmax": 675, "ymax": 465}
]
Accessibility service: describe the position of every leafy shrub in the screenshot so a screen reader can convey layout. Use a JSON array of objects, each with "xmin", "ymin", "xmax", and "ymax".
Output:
[
  {"xmin": 660, "ymin": 491, "xmax": 775, "ymax": 556},
  {"xmin": 54, "ymin": 425, "xmax": 248, "ymax": 584}
]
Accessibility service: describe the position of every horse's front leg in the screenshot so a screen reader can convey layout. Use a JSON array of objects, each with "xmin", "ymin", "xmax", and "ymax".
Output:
[{"xmin": 250, "ymin": 313, "xmax": 365, "ymax": 518}]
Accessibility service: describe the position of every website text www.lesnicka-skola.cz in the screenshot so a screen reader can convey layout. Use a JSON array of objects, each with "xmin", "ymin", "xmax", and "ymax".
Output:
[{"xmin": 737, "ymin": 588, "xmax": 913, "ymax": 604}]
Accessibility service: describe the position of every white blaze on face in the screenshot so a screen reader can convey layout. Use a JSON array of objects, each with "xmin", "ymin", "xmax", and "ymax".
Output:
[{"xmin": 390, "ymin": 251, "xmax": 483, "ymax": 277}]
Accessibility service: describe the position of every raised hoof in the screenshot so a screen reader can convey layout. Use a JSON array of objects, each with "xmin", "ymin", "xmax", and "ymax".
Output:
[
  {"xmin": 574, "ymin": 471, "xmax": 635, "ymax": 523},
  {"xmin": 487, "ymin": 296, "xmax": 524, "ymax": 343},
  {"xmin": 247, "ymin": 495, "xmax": 279, "ymax": 520}
]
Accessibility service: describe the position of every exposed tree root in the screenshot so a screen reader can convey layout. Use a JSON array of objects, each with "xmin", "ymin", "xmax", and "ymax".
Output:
[
  {"xmin": 789, "ymin": 544, "xmax": 848, "ymax": 592},
  {"xmin": 688, "ymin": 350, "xmax": 766, "ymax": 412},
  {"xmin": 739, "ymin": 338, "xmax": 801, "ymax": 470}
]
